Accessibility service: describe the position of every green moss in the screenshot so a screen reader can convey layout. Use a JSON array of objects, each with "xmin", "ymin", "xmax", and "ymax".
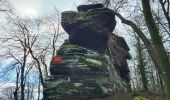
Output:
[
  {"xmin": 75, "ymin": 8, "xmax": 111, "ymax": 22},
  {"xmin": 88, "ymin": 8, "xmax": 111, "ymax": 13},
  {"xmin": 75, "ymin": 13, "xmax": 89, "ymax": 21},
  {"xmin": 58, "ymin": 93, "xmax": 87, "ymax": 100},
  {"xmin": 57, "ymin": 44, "xmax": 87, "ymax": 56},
  {"xmin": 75, "ymin": 13, "xmax": 93, "ymax": 21},
  {"xmin": 60, "ymin": 44, "xmax": 84, "ymax": 49},
  {"xmin": 58, "ymin": 82, "xmax": 82, "ymax": 90},
  {"xmin": 79, "ymin": 58, "xmax": 100, "ymax": 69},
  {"xmin": 45, "ymin": 82, "xmax": 84, "ymax": 92},
  {"xmin": 74, "ymin": 54, "xmax": 109, "ymax": 70},
  {"xmin": 45, "ymin": 82, "xmax": 88, "ymax": 100},
  {"xmin": 134, "ymin": 96, "xmax": 148, "ymax": 100},
  {"xmin": 86, "ymin": 54, "xmax": 105, "ymax": 60},
  {"xmin": 90, "ymin": 75, "xmax": 106, "ymax": 80},
  {"xmin": 86, "ymin": 54, "xmax": 108, "ymax": 65},
  {"xmin": 62, "ymin": 8, "xmax": 112, "ymax": 22}
]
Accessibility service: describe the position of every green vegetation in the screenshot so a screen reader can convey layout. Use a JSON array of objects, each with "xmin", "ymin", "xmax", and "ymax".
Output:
[
  {"xmin": 51, "ymin": 82, "xmax": 87, "ymax": 100},
  {"xmin": 136, "ymin": 36, "xmax": 148, "ymax": 91},
  {"xmin": 141, "ymin": 1, "xmax": 170, "ymax": 99},
  {"xmin": 44, "ymin": 82, "xmax": 84, "ymax": 94},
  {"xmin": 75, "ymin": 8, "xmax": 111, "ymax": 21},
  {"xmin": 134, "ymin": 96, "xmax": 148, "ymax": 100},
  {"xmin": 59, "ymin": 44, "xmax": 84, "ymax": 50},
  {"xmin": 90, "ymin": 75, "xmax": 106, "ymax": 80}
]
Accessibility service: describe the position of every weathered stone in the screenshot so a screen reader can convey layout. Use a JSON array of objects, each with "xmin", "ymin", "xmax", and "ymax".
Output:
[
  {"xmin": 77, "ymin": 3, "xmax": 104, "ymax": 12},
  {"xmin": 61, "ymin": 4, "xmax": 116, "ymax": 52},
  {"xmin": 44, "ymin": 3, "xmax": 131, "ymax": 100},
  {"xmin": 44, "ymin": 42, "xmax": 130, "ymax": 100},
  {"xmin": 108, "ymin": 33, "xmax": 131, "ymax": 81}
]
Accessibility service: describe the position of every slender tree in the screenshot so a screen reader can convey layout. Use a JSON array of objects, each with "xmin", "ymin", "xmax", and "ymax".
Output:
[
  {"xmin": 87, "ymin": 0, "xmax": 170, "ymax": 99},
  {"xmin": 141, "ymin": 1, "xmax": 170, "ymax": 99},
  {"xmin": 159, "ymin": 0, "xmax": 170, "ymax": 29},
  {"xmin": 135, "ymin": 36, "xmax": 148, "ymax": 91}
]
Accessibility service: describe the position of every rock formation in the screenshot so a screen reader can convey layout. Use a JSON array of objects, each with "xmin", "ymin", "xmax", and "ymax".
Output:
[
  {"xmin": 77, "ymin": 3, "xmax": 104, "ymax": 12},
  {"xmin": 61, "ymin": 3, "xmax": 116, "ymax": 52},
  {"xmin": 44, "ymin": 4, "xmax": 131, "ymax": 100},
  {"xmin": 108, "ymin": 33, "xmax": 131, "ymax": 82}
]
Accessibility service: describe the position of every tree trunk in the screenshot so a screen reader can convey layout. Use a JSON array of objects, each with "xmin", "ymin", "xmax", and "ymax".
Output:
[
  {"xmin": 159, "ymin": 0, "xmax": 170, "ymax": 29},
  {"xmin": 133, "ymin": 60, "xmax": 139, "ymax": 91},
  {"xmin": 13, "ymin": 91, "xmax": 18, "ymax": 100},
  {"xmin": 136, "ymin": 36, "xmax": 148, "ymax": 91},
  {"xmin": 14, "ymin": 67, "xmax": 20, "ymax": 100},
  {"xmin": 113, "ymin": 11, "xmax": 163, "ymax": 79},
  {"xmin": 37, "ymin": 78, "xmax": 41, "ymax": 100},
  {"xmin": 141, "ymin": 0, "xmax": 170, "ymax": 99},
  {"xmin": 21, "ymin": 48, "xmax": 27, "ymax": 100},
  {"xmin": 29, "ymin": 48, "xmax": 44, "ymax": 87}
]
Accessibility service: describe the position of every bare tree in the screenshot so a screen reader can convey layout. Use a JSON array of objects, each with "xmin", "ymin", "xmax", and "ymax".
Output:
[
  {"xmin": 86, "ymin": 0, "xmax": 170, "ymax": 99},
  {"xmin": 0, "ymin": 1, "xmax": 66, "ymax": 98},
  {"xmin": 159, "ymin": 0, "xmax": 170, "ymax": 29},
  {"xmin": 0, "ymin": 0, "xmax": 13, "ymax": 13},
  {"xmin": 134, "ymin": 35, "xmax": 148, "ymax": 91}
]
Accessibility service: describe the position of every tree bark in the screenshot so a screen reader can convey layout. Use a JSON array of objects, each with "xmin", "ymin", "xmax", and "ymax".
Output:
[
  {"xmin": 21, "ymin": 47, "xmax": 27, "ymax": 100},
  {"xmin": 159, "ymin": 0, "xmax": 170, "ymax": 29},
  {"xmin": 14, "ymin": 68, "xmax": 20, "ymax": 100},
  {"xmin": 29, "ymin": 48, "xmax": 45, "ymax": 87},
  {"xmin": 141, "ymin": 0, "xmax": 170, "ymax": 100},
  {"xmin": 136, "ymin": 36, "xmax": 148, "ymax": 91},
  {"xmin": 113, "ymin": 11, "xmax": 163, "ymax": 79}
]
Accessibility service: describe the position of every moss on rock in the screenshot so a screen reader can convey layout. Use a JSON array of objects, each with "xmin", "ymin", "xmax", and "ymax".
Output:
[{"xmin": 45, "ymin": 42, "xmax": 129, "ymax": 99}]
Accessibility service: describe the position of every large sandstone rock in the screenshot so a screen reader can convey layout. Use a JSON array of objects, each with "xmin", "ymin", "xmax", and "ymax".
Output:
[
  {"xmin": 44, "ymin": 41, "xmax": 129, "ymax": 100},
  {"xmin": 77, "ymin": 4, "xmax": 104, "ymax": 12},
  {"xmin": 61, "ymin": 4, "xmax": 116, "ymax": 52},
  {"xmin": 44, "ymin": 4, "xmax": 131, "ymax": 100},
  {"xmin": 108, "ymin": 33, "xmax": 131, "ymax": 81}
]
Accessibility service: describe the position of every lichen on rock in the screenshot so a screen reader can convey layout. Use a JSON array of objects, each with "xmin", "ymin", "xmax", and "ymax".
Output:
[
  {"xmin": 44, "ymin": 42, "xmax": 130, "ymax": 100},
  {"xmin": 44, "ymin": 3, "xmax": 131, "ymax": 100},
  {"xmin": 61, "ymin": 4, "xmax": 116, "ymax": 52}
]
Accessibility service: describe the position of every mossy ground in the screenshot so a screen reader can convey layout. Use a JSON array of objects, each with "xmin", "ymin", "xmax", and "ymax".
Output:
[
  {"xmin": 95, "ymin": 92, "xmax": 164, "ymax": 100},
  {"xmin": 133, "ymin": 96, "xmax": 148, "ymax": 100}
]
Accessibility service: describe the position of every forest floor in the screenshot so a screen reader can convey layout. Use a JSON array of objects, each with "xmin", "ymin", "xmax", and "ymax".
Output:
[
  {"xmin": 95, "ymin": 92, "xmax": 165, "ymax": 100},
  {"xmin": 136, "ymin": 92, "xmax": 165, "ymax": 100}
]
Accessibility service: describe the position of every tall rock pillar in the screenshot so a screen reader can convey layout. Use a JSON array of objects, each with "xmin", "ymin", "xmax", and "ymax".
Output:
[{"xmin": 43, "ymin": 4, "xmax": 131, "ymax": 100}]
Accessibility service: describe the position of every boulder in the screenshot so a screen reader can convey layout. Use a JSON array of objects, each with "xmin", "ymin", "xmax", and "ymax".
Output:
[
  {"xmin": 77, "ymin": 3, "xmax": 104, "ymax": 12},
  {"xmin": 108, "ymin": 33, "xmax": 131, "ymax": 81},
  {"xmin": 61, "ymin": 4, "xmax": 116, "ymax": 52},
  {"xmin": 44, "ymin": 4, "xmax": 131, "ymax": 100},
  {"xmin": 44, "ymin": 41, "xmax": 130, "ymax": 100}
]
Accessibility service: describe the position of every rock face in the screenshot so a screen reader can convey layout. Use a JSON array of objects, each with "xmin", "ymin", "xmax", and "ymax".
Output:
[
  {"xmin": 44, "ymin": 41, "xmax": 129, "ymax": 100},
  {"xmin": 77, "ymin": 4, "xmax": 104, "ymax": 12},
  {"xmin": 108, "ymin": 33, "xmax": 131, "ymax": 82},
  {"xmin": 61, "ymin": 4, "xmax": 116, "ymax": 52},
  {"xmin": 44, "ymin": 4, "xmax": 131, "ymax": 100}
]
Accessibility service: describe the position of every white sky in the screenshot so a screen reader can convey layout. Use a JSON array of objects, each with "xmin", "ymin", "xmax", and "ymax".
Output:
[{"xmin": 11, "ymin": 0, "xmax": 84, "ymax": 17}]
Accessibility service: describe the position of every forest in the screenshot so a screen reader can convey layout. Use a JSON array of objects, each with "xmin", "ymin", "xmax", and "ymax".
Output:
[{"xmin": 0, "ymin": 0, "xmax": 170, "ymax": 100}]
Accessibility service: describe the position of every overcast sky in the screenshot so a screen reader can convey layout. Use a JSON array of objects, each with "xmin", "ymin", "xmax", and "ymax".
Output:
[{"xmin": 11, "ymin": 0, "xmax": 84, "ymax": 17}]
